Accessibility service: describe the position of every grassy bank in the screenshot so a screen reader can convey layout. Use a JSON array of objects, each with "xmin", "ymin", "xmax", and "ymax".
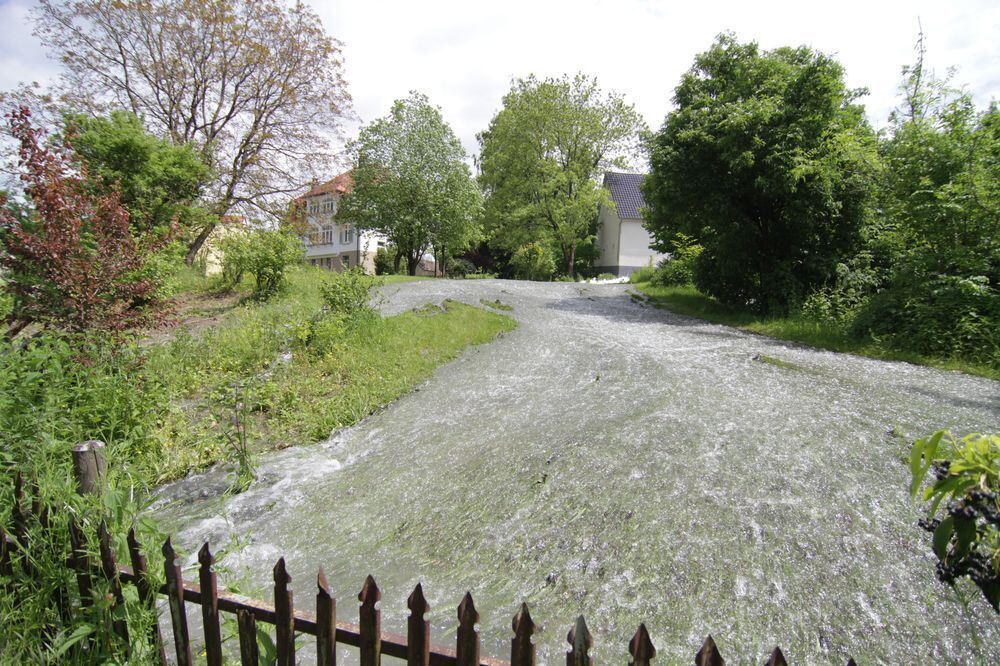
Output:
[
  {"xmin": 634, "ymin": 283, "xmax": 999, "ymax": 380},
  {"xmin": 143, "ymin": 267, "xmax": 513, "ymax": 481}
]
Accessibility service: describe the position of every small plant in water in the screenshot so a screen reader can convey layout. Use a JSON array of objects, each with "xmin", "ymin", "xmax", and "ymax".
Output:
[
  {"xmin": 909, "ymin": 430, "xmax": 999, "ymax": 611},
  {"xmin": 214, "ymin": 387, "xmax": 257, "ymax": 494}
]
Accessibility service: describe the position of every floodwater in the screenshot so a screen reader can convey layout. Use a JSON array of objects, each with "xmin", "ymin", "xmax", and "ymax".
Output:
[{"xmin": 151, "ymin": 280, "xmax": 1000, "ymax": 665}]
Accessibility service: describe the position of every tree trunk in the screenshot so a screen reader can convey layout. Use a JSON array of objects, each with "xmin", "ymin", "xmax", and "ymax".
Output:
[
  {"xmin": 185, "ymin": 221, "xmax": 217, "ymax": 265},
  {"xmin": 440, "ymin": 243, "xmax": 446, "ymax": 278},
  {"xmin": 407, "ymin": 253, "xmax": 419, "ymax": 276},
  {"xmin": 566, "ymin": 243, "xmax": 576, "ymax": 279},
  {"xmin": 393, "ymin": 249, "xmax": 402, "ymax": 274}
]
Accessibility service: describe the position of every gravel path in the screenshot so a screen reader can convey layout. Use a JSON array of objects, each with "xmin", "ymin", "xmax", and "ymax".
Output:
[{"xmin": 153, "ymin": 279, "xmax": 999, "ymax": 665}]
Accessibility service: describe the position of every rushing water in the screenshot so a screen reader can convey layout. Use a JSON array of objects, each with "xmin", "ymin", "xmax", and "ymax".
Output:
[{"xmin": 151, "ymin": 280, "xmax": 1000, "ymax": 665}]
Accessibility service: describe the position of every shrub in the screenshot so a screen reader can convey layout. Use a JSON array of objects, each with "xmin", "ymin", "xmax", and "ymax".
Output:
[
  {"xmin": 374, "ymin": 246, "xmax": 394, "ymax": 275},
  {"xmin": 909, "ymin": 430, "xmax": 999, "ymax": 611},
  {"xmin": 446, "ymin": 257, "xmax": 475, "ymax": 278},
  {"xmin": 629, "ymin": 266, "xmax": 655, "ymax": 283},
  {"xmin": 650, "ymin": 233, "xmax": 703, "ymax": 287},
  {"xmin": 510, "ymin": 242, "xmax": 555, "ymax": 281},
  {"xmin": 0, "ymin": 107, "xmax": 171, "ymax": 338},
  {"xmin": 851, "ymin": 273, "xmax": 1000, "ymax": 364},
  {"xmin": 319, "ymin": 268, "xmax": 382, "ymax": 319},
  {"xmin": 219, "ymin": 228, "xmax": 304, "ymax": 300}
]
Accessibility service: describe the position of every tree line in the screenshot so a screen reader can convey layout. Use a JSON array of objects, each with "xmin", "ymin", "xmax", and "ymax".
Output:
[{"xmin": 0, "ymin": 1, "xmax": 996, "ymax": 369}]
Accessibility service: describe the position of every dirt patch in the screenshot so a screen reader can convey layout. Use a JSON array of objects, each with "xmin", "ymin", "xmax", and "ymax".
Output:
[{"xmin": 144, "ymin": 290, "xmax": 243, "ymax": 345}]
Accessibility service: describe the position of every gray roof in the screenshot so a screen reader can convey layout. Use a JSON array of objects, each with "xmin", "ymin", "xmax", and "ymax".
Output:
[{"xmin": 603, "ymin": 172, "xmax": 646, "ymax": 219}]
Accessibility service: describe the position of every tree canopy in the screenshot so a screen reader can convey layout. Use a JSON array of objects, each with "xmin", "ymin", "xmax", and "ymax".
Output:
[
  {"xmin": 340, "ymin": 92, "xmax": 482, "ymax": 276},
  {"xmin": 477, "ymin": 74, "xmax": 646, "ymax": 276},
  {"xmin": 32, "ymin": 0, "xmax": 352, "ymax": 262},
  {"xmin": 643, "ymin": 34, "xmax": 879, "ymax": 313},
  {"xmin": 65, "ymin": 111, "xmax": 212, "ymax": 238}
]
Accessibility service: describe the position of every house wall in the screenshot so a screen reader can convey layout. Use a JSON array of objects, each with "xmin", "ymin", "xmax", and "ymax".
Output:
[
  {"xmin": 595, "ymin": 204, "xmax": 621, "ymax": 272},
  {"xmin": 301, "ymin": 191, "xmax": 383, "ymax": 274},
  {"xmin": 619, "ymin": 219, "xmax": 667, "ymax": 272}
]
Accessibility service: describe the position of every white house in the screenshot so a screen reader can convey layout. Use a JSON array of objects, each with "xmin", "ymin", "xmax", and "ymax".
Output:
[
  {"xmin": 295, "ymin": 171, "xmax": 383, "ymax": 273},
  {"xmin": 595, "ymin": 172, "xmax": 667, "ymax": 276}
]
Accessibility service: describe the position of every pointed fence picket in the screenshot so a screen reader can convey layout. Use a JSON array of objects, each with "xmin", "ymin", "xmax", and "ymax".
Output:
[{"xmin": 0, "ymin": 449, "xmax": 864, "ymax": 666}]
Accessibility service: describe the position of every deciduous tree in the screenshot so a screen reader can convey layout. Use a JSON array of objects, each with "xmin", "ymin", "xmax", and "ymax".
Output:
[
  {"xmin": 643, "ymin": 35, "xmax": 879, "ymax": 313},
  {"xmin": 477, "ymin": 74, "xmax": 646, "ymax": 277},
  {"xmin": 32, "ymin": 0, "xmax": 352, "ymax": 263},
  {"xmin": 340, "ymin": 92, "xmax": 482, "ymax": 276}
]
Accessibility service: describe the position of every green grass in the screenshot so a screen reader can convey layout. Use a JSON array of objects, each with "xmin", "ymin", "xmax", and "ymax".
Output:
[
  {"xmin": 381, "ymin": 274, "xmax": 432, "ymax": 284},
  {"xmin": 635, "ymin": 283, "xmax": 999, "ymax": 380},
  {"xmin": 479, "ymin": 298, "xmax": 513, "ymax": 311},
  {"xmin": 143, "ymin": 267, "xmax": 515, "ymax": 480}
]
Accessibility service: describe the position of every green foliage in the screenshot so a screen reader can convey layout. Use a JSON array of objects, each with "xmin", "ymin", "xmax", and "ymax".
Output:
[
  {"xmin": 643, "ymin": 34, "xmax": 879, "ymax": 314},
  {"xmin": 65, "ymin": 110, "xmax": 211, "ymax": 238},
  {"xmin": 628, "ymin": 266, "xmax": 655, "ymax": 283},
  {"xmin": 219, "ymin": 228, "xmax": 304, "ymax": 300},
  {"xmin": 374, "ymin": 246, "xmax": 395, "ymax": 275},
  {"xmin": 849, "ymin": 50, "xmax": 999, "ymax": 364},
  {"xmin": 319, "ymin": 268, "xmax": 383, "ymax": 319},
  {"xmin": 509, "ymin": 242, "xmax": 556, "ymax": 281},
  {"xmin": 635, "ymin": 282, "xmax": 998, "ymax": 379},
  {"xmin": 909, "ymin": 430, "xmax": 1000, "ymax": 611},
  {"xmin": 341, "ymin": 92, "xmax": 482, "ymax": 276},
  {"xmin": 650, "ymin": 233, "xmax": 703, "ymax": 287},
  {"xmin": 851, "ymin": 274, "xmax": 999, "ymax": 364},
  {"xmin": 446, "ymin": 257, "xmax": 475, "ymax": 278},
  {"xmin": 478, "ymin": 73, "xmax": 646, "ymax": 276},
  {"xmin": 0, "ymin": 333, "xmax": 166, "ymax": 661}
]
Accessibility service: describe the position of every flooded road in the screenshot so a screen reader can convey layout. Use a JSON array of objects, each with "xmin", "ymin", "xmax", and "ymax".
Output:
[{"xmin": 152, "ymin": 279, "xmax": 999, "ymax": 664}]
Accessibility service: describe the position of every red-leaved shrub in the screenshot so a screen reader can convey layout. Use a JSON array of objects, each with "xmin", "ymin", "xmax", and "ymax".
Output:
[{"xmin": 1, "ymin": 107, "xmax": 170, "ymax": 337}]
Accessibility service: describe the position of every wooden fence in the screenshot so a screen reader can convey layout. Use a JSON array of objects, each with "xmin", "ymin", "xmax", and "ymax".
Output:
[{"xmin": 0, "ymin": 444, "xmax": 861, "ymax": 666}]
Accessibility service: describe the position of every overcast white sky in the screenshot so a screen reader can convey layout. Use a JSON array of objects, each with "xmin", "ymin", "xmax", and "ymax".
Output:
[{"xmin": 1, "ymin": 0, "xmax": 998, "ymax": 163}]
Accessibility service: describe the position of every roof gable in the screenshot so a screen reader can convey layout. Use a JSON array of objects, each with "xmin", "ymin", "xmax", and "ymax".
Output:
[
  {"xmin": 296, "ymin": 171, "xmax": 354, "ymax": 201},
  {"xmin": 603, "ymin": 172, "xmax": 646, "ymax": 220}
]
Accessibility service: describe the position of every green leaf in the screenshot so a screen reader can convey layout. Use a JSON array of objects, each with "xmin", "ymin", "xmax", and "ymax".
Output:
[
  {"xmin": 932, "ymin": 516, "xmax": 954, "ymax": 560},
  {"xmin": 953, "ymin": 515, "xmax": 977, "ymax": 557},
  {"xmin": 50, "ymin": 623, "xmax": 95, "ymax": 659}
]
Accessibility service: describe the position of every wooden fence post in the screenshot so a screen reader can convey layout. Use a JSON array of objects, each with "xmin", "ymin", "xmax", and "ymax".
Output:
[
  {"xmin": 358, "ymin": 575, "xmax": 381, "ymax": 666},
  {"xmin": 406, "ymin": 583, "xmax": 430, "ymax": 666},
  {"xmin": 127, "ymin": 528, "xmax": 166, "ymax": 665},
  {"xmin": 510, "ymin": 603, "xmax": 536, "ymax": 666},
  {"xmin": 98, "ymin": 520, "xmax": 130, "ymax": 647},
  {"xmin": 67, "ymin": 516, "xmax": 93, "ymax": 608},
  {"xmin": 765, "ymin": 647, "xmax": 787, "ymax": 666},
  {"xmin": 199, "ymin": 543, "xmax": 224, "ymax": 666},
  {"xmin": 695, "ymin": 635, "xmax": 724, "ymax": 666},
  {"xmin": 317, "ymin": 567, "xmax": 337, "ymax": 666},
  {"xmin": 566, "ymin": 616, "xmax": 592, "ymax": 666},
  {"xmin": 274, "ymin": 557, "xmax": 295, "ymax": 666},
  {"xmin": 162, "ymin": 538, "xmax": 193, "ymax": 666},
  {"xmin": 237, "ymin": 609, "xmax": 259, "ymax": 665},
  {"xmin": 628, "ymin": 624, "xmax": 655, "ymax": 666},
  {"xmin": 72, "ymin": 441, "xmax": 107, "ymax": 496},
  {"xmin": 457, "ymin": 592, "xmax": 480, "ymax": 666}
]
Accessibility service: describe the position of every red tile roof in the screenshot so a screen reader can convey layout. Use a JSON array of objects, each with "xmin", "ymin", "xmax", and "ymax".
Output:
[{"xmin": 296, "ymin": 171, "xmax": 354, "ymax": 201}]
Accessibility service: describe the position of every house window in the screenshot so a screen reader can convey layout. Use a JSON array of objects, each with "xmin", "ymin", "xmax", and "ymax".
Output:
[
  {"xmin": 341, "ymin": 225, "xmax": 354, "ymax": 244},
  {"xmin": 321, "ymin": 199, "xmax": 336, "ymax": 214},
  {"xmin": 306, "ymin": 226, "xmax": 321, "ymax": 246},
  {"xmin": 342, "ymin": 255, "xmax": 350, "ymax": 268},
  {"xmin": 321, "ymin": 224, "xmax": 334, "ymax": 244},
  {"xmin": 308, "ymin": 200, "xmax": 319, "ymax": 214},
  {"xmin": 325, "ymin": 257, "xmax": 333, "ymax": 269}
]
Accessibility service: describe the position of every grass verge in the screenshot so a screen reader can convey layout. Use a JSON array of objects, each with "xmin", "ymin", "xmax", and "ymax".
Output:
[
  {"xmin": 143, "ymin": 268, "xmax": 514, "ymax": 481},
  {"xmin": 635, "ymin": 283, "xmax": 999, "ymax": 380}
]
